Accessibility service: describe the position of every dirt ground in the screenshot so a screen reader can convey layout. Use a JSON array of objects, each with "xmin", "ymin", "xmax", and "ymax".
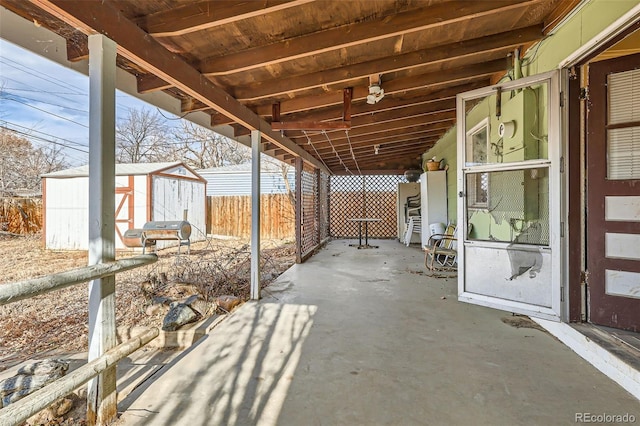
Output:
[{"xmin": 0, "ymin": 233, "xmax": 295, "ymax": 370}]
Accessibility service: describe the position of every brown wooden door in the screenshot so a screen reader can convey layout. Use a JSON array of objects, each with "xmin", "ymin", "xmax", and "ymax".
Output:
[{"xmin": 587, "ymin": 53, "xmax": 640, "ymax": 332}]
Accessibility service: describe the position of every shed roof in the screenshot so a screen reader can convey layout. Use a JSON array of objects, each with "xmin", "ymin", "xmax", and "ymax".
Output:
[{"xmin": 42, "ymin": 162, "xmax": 184, "ymax": 178}]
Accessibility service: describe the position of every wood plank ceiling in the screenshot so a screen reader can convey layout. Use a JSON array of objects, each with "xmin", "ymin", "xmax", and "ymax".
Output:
[{"xmin": 1, "ymin": 0, "xmax": 580, "ymax": 174}]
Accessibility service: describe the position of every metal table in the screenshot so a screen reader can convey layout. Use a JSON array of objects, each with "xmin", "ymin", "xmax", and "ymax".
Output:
[{"xmin": 348, "ymin": 218, "xmax": 381, "ymax": 249}]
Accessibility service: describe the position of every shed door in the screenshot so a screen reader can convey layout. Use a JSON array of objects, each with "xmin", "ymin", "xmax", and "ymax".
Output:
[
  {"xmin": 586, "ymin": 53, "xmax": 640, "ymax": 332},
  {"xmin": 457, "ymin": 71, "xmax": 562, "ymax": 321},
  {"xmin": 115, "ymin": 178, "xmax": 134, "ymax": 246}
]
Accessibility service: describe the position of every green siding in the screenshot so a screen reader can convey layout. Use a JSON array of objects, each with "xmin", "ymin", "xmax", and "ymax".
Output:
[{"xmin": 424, "ymin": 0, "xmax": 639, "ymax": 224}]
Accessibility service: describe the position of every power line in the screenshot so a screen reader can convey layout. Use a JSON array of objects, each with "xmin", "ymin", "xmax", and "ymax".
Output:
[
  {"xmin": 0, "ymin": 57, "xmax": 85, "ymax": 95},
  {"xmin": 2, "ymin": 90, "xmax": 89, "ymax": 114},
  {"xmin": 2, "ymin": 126, "xmax": 89, "ymax": 154},
  {"xmin": 1, "ymin": 86, "xmax": 86, "ymax": 97},
  {"xmin": 2, "ymin": 97, "xmax": 89, "ymax": 128},
  {"xmin": 2, "ymin": 121, "xmax": 88, "ymax": 148}
]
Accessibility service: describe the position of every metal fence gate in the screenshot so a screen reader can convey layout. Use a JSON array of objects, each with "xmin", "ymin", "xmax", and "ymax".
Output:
[{"xmin": 330, "ymin": 174, "xmax": 406, "ymax": 239}]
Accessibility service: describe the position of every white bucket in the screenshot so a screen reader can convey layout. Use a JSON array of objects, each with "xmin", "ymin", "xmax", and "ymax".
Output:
[{"xmin": 429, "ymin": 222, "xmax": 445, "ymax": 239}]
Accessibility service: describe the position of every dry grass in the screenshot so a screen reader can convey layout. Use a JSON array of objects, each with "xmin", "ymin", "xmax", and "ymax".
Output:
[{"xmin": 0, "ymin": 234, "xmax": 295, "ymax": 370}]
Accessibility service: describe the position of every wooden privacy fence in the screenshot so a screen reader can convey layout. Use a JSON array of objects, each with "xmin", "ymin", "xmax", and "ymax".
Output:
[
  {"xmin": 0, "ymin": 197, "xmax": 42, "ymax": 234},
  {"xmin": 207, "ymin": 194, "xmax": 294, "ymax": 239}
]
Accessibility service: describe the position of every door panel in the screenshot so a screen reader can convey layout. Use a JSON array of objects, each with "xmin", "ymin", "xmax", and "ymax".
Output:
[
  {"xmin": 457, "ymin": 71, "xmax": 561, "ymax": 321},
  {"xmin": 587, "ymin": 53, "xmax": 640, "ymax": 331},
  {"xmin": 115, "ymin": 179, "xmax": 135, "ymax": 248}
]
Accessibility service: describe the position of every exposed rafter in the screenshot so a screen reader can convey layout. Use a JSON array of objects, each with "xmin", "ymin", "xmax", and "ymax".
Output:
[
  {"xmin": 233, "ymin": 25, "xmax": 542, "ymax": 102},
  {"xmin": 271, "ymin": 88, "xmax": 353, "ymax": 130},
  {"xmin": 1, "ymin": 0, "xmax": 578, "ymax": 175},
  {"xmin": 28, "ymin": 0, "xmax": 328, "ymax": 173},
  {"xmin": 200, "ymin": 0, "xmax": 541, "ymax": 75},
  {"xmin": 252, "ymin": 59, "xmax": 506, "ymax": 116},
  {"xmin": 138, "ymin": 0, "xmax": 315, "ymax": 38}
]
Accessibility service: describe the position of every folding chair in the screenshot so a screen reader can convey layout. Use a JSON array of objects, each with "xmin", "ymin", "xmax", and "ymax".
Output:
[{"xmin": 424, "ymin": 224, "xmax": 457, "ymax": 271}]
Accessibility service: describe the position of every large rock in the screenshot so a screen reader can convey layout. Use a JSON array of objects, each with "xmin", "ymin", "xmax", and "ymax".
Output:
[
  {"xmin": 162, "ymin": 303, "xmax": 200, "ymax": 331},
  {"xmin": 184, "ymin": 294, "xmax": 216, "ymax": 317},
  {"xmin": 1, "ymin": 360, "xmax": 69, "ymax": 407},
  {"xmin": 216, "ymin": 295, "xmax": 241, "ymax": 313},
  {"xmin": 17, "ymin": 359, "xmax": 69, "ymax": 377}
]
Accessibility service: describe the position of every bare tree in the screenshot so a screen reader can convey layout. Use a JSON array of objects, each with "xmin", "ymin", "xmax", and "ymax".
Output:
[
  {"xmin": 0, "ymin": 127, "xmax": 68, "ymax": 194},
  {"xmin": 173, "ymin": 121, "xmax": 251, "ymax": 169},
  {"xmin": 116, "ymin": 108, "xmax": 174, "ymax": 163},
  {"xmin": 262, "ymin": 155, "xmax": 295, "ymax": 206}
]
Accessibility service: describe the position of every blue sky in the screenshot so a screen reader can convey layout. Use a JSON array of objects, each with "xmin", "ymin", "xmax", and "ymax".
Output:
[{"xmin": 0, "ymin": 39, "xmax": 171, "ymax": 166}]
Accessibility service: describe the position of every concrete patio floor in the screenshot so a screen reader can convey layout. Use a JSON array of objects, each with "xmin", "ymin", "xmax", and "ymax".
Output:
[{"xmin": 117, "ymin": 240, "xmax": 639, "ymax": 426}]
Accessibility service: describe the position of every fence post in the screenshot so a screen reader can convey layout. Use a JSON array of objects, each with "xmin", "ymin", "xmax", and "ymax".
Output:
[
  {"xmin": 87, "ymin": 34, "xmax": 117, "ymax": 426},
  {"xmin": 295, "ymin": 158, "xmax": 303, "ymax": 263},
  {"xmin": 250, "ymin": 129, "xmax": 261, "ymax": 300}
]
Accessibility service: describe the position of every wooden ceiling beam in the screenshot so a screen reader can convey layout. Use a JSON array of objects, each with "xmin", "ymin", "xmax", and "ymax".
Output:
[
  {"xmin": 263, "ymin": 147, "xmax": 289, "ymax": 158},
  {"xmin": 181, "ymin": 97, "xmax": 210, "ymax": 113},
  {"xmin": 30, "ymin": 0, "xmax": 328, "ymax": 173},
  {"xmin": 137, "ymin": 74, "xmax": 172, "ymax": 93},
  {"xmin": 234, "ymin": 107, "xmax": 455, "ymax": 138},
  {"xmin": 322, "ymin": 143, "xmax": 438, "ymax": 167},
  {"xmin": 66, "ymin": 38, "xmax": 88, "ymax": 61},
  {"xmin": 332, "ymin": 149, "xmax": 425, "ymax": 166},
  {"xmin": 253, "ymin": 59, "xmax": 505, "ymax": 116},
  {"xmin": 324, "ymin": 137, "xmax": 438, "ymax": 156},
  {"xmin": 325, "ymin": 148, "xmax": 427, "ymax": 169},
  {"xmin": 295, "ymin": 120, "xmax": 454, "ymax": 146},
  {"xmin": 290, "ymin": 126, "xmax": 444, "ymax": 155},
  {"xmin": 270, "ymin": 124, "xmax": 444, "ymax": 153},
  {"xmin": 283, "ymin": 96, "xmax": 455, "ymax": 127},
  {"xmin": 300, "ymin": 116, "xmax": 454, "ymax": 144},
  {"xmin": 234, "ymin": 24, "xmax": 542, "ymax": 101},
  {"xmin": 313, "ymin": 135, "xmax": 440, "ymax": 155},
  {"xmin": 272, "ymin": 121, "xmax": 352, "ymax": 131},
  {"xmin": 138, "ymin": 0, "xmax": 315, "ymax": 38},
  {"xmin": 351, "ymin": 106, "xmax": 456, "ymax": 128},
  {"xmin": 201, "ymin": 0, "xmax": 538, "ymax": 75},
  {"xmin": 332, "ymin": 169, "xmax": 406, "ymax": 176},
  {"xmin": 211, "ymin": 81, "xmax": 485, "ymax": 126},
  {"xmin": 288, "ymin": 105, "xmax": 456, "ymax": 138},
  {"xmin": 271, "ymin": 87, "xmax": 353, "ymax": 130}
]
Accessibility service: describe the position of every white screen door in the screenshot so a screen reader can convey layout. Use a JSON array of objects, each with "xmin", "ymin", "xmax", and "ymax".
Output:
[{"xmin": 456, "ymin": 71, "xmax": 562, "ymax": 321}]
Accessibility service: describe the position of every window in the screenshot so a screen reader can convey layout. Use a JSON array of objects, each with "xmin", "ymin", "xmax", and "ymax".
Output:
[{"xmin": 466, "ymin": 118, "xmax": 489, "ymax": 208}]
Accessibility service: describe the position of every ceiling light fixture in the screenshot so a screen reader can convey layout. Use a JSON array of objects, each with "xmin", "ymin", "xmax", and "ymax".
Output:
[
  {"xmin": 366, "ymin": 83, "xmax": 385, "ymax": 105},
  {"xmin": 374, "ymin": 144, "xmax": 380, "ymax": 155}
]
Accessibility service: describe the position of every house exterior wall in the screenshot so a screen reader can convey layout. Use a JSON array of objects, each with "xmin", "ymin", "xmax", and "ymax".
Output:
[
  {"xmin": 201, "ymin": 171, "xmax": 295, "ymax": 196},
  {"xmin": 423, "ymin": 0, "xmax": 639, "ymax": 224}
]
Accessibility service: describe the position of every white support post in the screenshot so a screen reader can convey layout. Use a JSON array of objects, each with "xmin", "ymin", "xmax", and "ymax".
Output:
[
  {"xmin": 251, "ymin": 129, "xmax": 261, "ymax": 300},
  {"xmin": 86, "ymin": 34, "xmax": 117, "ymax": 426}
]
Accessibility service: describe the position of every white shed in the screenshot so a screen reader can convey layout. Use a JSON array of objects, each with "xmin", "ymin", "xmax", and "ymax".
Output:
[{"xmin": 42, "ymin": 162, "xmax": 206, "ymax": 250}]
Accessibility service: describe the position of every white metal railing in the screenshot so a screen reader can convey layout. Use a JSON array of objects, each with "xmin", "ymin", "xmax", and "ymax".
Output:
[{"xmin": 0, "ymin": 254, "xmax": 158, "ymax": 426}]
